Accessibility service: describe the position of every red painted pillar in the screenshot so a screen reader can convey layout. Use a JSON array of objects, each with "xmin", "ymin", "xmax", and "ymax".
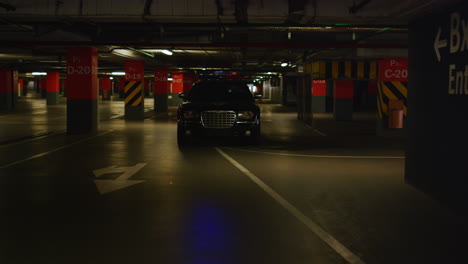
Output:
[
  {"xmin": 100, "ymin": 76, "xmax": 111, "ymax": 100},
  {"xmin": 377, "ymin": 58, "xmax": 408, "ymax": 132},
  {"xmin": 66, "ymin": 47, "xmax": 99, "ymax": 134},
  {"xmin": 0, "ymin": 69, "xmax": 18, "ymax": 109},
  {"xmin": 333, "ymin": 80, "xmax": 354, "ymax": 121},
  {"xmin": 183, "ymin": 74, "xmax": 194, "ymax": 93},
  {"xmin": 154, "ymin": 67, "xmax": 169, "ymax": 112},
  {"xmin": 18, "ymin": 78, "xmax": 25, "ymax": 96},
  {"xmin": 171, "ymin": 72, "xmax": 184, "ymax": 106},
  {"xmin": 46, "ymin": 71, "xmax": 60, "ymax": 105},
  {"xmin": 171, "ymin": 72, "xmax": 184, "ymax": 94},
  {"xmin": 312, "ymin": 80, "xmax": 327, "ymax": 113},
  {"xmin": 124, "ymin": 61, "xmax": 145, "ymax": 120}
]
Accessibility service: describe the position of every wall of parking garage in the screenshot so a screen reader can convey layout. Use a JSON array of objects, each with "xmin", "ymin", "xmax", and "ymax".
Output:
[{"xmin": 407, "ymin": 1, "xmax": 468, "ymax": 210}]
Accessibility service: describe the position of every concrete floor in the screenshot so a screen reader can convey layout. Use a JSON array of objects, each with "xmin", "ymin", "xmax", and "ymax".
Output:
[{"xmin": 0, "ymin": 92, "xmax": 467, "ymax": 264}]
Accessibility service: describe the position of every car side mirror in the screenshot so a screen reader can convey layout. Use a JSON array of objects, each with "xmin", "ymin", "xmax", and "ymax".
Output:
[
  {"xmin": 254, "ymin": 94, "xmax": 263, "ymax": 99},
  {"xmin": 179, "ymin": 93, "xmax": 187, "ymax": 99}
]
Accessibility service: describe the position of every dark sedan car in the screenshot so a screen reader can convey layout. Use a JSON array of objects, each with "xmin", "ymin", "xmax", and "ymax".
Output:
[{"xmin": 177, "ymin": 79, "xmax": 262, "ymax": 146}]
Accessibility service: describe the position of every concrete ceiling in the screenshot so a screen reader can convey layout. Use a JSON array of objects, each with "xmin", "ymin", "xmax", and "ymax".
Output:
[{"xmin": 0, "ymin": 0, "xmax": 462, "ymax": 77}]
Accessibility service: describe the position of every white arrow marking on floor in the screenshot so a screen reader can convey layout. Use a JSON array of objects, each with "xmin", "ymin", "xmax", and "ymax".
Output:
[{"xmin": 93, "ymin": 163, "xmax": 146, "ymax": 194}]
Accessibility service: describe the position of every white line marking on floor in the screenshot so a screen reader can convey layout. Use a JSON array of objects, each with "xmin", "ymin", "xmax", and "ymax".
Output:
[
  {"xmin": 215, "ymin": 147, "xmax": 366, "ymax": 264},
  {"xmin": 313, "ymin": 128, "xmax": 327, "ymax": 136},
  {"xmin": 305, "ymin": 124, "xmax": 327, "ymax": 136},
  {"xmin": 223, "ymin": 147, "xmax": 405, "ymax": 159},
  {"xmin": 0, "ymin": 130, "xmax": 113, "ymax": 169},
  {"xmin": 0, "ymin": 130, "xmax": 66, "ymax": 149}
]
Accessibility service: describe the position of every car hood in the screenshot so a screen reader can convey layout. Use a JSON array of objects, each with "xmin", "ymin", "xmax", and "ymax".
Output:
[{"xmin": 179, "ymin": 101, "xmax": 258, "ymax": 112}]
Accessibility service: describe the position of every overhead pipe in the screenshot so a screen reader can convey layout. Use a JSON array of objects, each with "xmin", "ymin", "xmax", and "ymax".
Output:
[{"xmin": 0, "ymin": 41, "xmax": 408, "ymax": 49}]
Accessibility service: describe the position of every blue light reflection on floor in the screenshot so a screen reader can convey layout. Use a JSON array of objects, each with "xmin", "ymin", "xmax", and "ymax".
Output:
[{"xmin": 183, "ymin": 200, "xmax": 237, "ymax": 264}]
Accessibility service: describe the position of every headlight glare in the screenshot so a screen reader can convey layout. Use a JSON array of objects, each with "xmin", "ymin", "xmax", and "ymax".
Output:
[
  {"xmin": 183, "ymin": 110, "xmax": 199, "ymax": 119},
  {"xmin": 237, "ymin": 111, "xmax": 255, "ymax": 120}
]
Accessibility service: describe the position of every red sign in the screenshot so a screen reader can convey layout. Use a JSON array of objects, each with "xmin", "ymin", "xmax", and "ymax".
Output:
[
  {"xmin": 125, "ymin": 61, "xmax": 144, "ymax": 81},
  {"xmin": 312, "ymin": 80, "xmax": 326, "ymax": 96},
  {"xmin": 153, "ymin": 68, "xmax": 169, "ymax": 94},
  {"xmin": 67, "ymin": 48, "xmax": 98, "ymax": 100},
  {"xmin": 378, "ymin": 58, "xmax": 408, "ymax": 81}
]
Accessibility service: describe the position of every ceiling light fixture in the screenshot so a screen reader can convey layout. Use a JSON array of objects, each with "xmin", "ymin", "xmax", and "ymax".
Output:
[
  {"xmin": 111, "ymin": 49, "xmax": 134, "ymax": 58},
  {"xmin": 160, "ymin": 49, "xmax": 173, "ymax": 56},
  {"xmin": 127, "ymin": 47, "xmax": 154, "ymax": 58},
  {"xmin": 32, "ymin": 72, "xmax": 47, "ymax": 75},
  {"xmin": 112, "ymin": 72, "xmax": 125, "ymax": 75},
  {"xmin": 281, "ymin": 62, "xmax": 288, "ymax": 67}
]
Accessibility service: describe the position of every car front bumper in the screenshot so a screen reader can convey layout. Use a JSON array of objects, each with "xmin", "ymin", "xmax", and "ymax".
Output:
[{"xmin": 178, "ymin": 119, "xmax": 260, "ymax": 137}]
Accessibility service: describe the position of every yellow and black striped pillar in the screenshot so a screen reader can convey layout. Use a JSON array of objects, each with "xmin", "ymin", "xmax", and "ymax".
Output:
[
  {"xmin": 124, "ymin": 80, "xmax": 144, "ymax": 120},
  {"xmin": 124, "ymin": 61, "xmax": 145, "ymax": 120},
  {"xmin": 377, "ymin": 81, "xmax": 408, "ymax": 126},
  {"xmin": 312, "ymin": 60, "xmax": 378, "ymax": 80}
]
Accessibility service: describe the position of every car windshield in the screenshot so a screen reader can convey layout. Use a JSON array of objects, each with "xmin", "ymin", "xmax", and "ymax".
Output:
[{"xmin": 187, "ymin": 82, "xmax": 253, "ymax": 102}]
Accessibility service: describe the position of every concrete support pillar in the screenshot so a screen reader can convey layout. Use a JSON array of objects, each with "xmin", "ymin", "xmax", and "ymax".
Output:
[
  {"xmin": 118, "ymin": 78, "xmax": 125, "ymax": 98},
  {"xmin": 153, "ymin": 68, "xmax": 169, "ymax": 112},
  {"xmin": 35, "ymin": 79, "xmax": 41, "ymax": 93},
  {"xmin": 46, "ymin": 72, "xmax": 60, "ymax": 105},
  {"xmin": 100, "ymin": 76, "xmax": 112, "ymax": 101},
  {"xmin": 171, "ymin": 72, "xmax": 184, "ymax": 106},
  {"xmin": 407, "ymin": 1, "xmax": 468, "ymax": 208},
  {"xmin": 312, "ymin": 80, "xmax": 327, "ymax": 113},
  {"xmin": 63, "ymin": 79, "xmax": 68, "ymax": 97},
  {"xmin": 367, "ymin": 80, "xmax": 378, "ymax": 109},
  {"xmin": 40, "ymin": 79, "xmax": 47, "ymax": 98},
  {"xmin": 333, "ymin": 80, "xmax": 354, "ymax": 121},
  {"xmin": 18, "ymin": 78, "xmax": 25, "ymax": 96},
  {"xmin": 376, "ymin": 59, "xmax": 408, "ymax": 135},
  {"xmin": 144, "ymin": 79, "xmax": 150, "ymax": 97},
  {"xmin": 27, "ymin": 80, "xmax": 36, "ymax": 93},
  {"xmin": 66, "ymin": 47, "xmax": 99, "ymax": 134},
  {"xmin": 124, "ymin": 61, "xmax": 145, "ymax": 120},
  {"xmin": 0, "ymin": 69, "xmax": 18, "ymax": 110}
]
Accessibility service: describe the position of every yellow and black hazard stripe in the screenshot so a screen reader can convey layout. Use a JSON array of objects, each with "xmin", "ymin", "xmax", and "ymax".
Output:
[
  {"xmin": 377, "ymin": 81, "xmax": 408, "ymax": 118},
  {"xmin": 124, "ymin": 81, "xmax": 143, "ymax": 107},
  {"xmin": 311, "ymin": 61, "xmax": 377, "ymax": 80}
]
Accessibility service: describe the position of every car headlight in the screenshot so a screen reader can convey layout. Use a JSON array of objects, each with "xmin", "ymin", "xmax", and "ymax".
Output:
[
  {"xmin": 183, "ymin": 110, "xmax": 200, "ymax": 119},
  {"xmin": 237, "ymin": 111, "xmax": 255, "ymax": 121}
]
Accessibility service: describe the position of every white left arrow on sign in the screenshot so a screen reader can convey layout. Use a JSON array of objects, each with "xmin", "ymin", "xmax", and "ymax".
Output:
[
  {"xmin": 434, "ymin": 27, "xmax": 448, "ymax": 62},
  {"xmin": 93, "ymin": 163, "xmax": 146, "ymax": 194}
]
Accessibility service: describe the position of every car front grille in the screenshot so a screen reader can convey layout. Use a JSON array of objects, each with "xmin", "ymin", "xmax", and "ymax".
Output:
[{"xmin": 201, "ymin": 111, "xmax": 236, "ymax": 128}]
